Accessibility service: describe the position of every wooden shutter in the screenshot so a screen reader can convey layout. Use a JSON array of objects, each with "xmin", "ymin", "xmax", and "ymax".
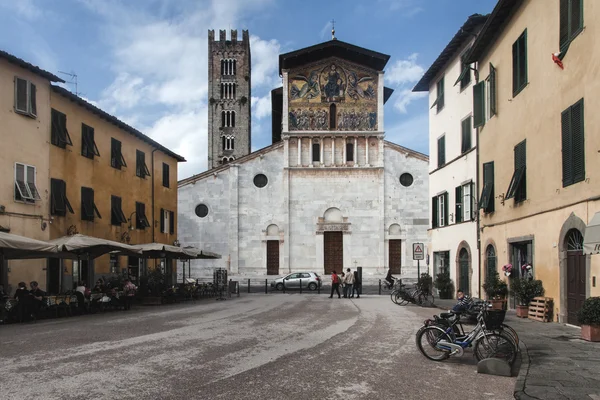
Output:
[
  {"xmin": 571, "ymin": 0, "xmax": 583, "ymax": 38},
  {"xmin": 169, "ymin": 211, "xmax": 175, "ymax": 234},
  {"xmin": 163, "ymin": 163, "xmax": 170, "ymax": 188},
  {"xmin": 560, "ymin": 0, "xmax": 570, "ymax": 48},
  {"xmin": 462, "ymin": 117, "xmax": 471, "ymax": 152},
  {"xmin": 515, "ymin": 141, "xmax": 527, "ymax": 201},
  {"xmin": 455, "ymin": 186, "xmax": 463, "ymax": 223},
  {"xmin": 432, "ymin": 197, "xmax": 438, "ymax": 228},
  {"xmin": 489, "ymin": 64, "xmax": 497, "ymax": 117},
  {"xmin": 29, "ymin": 83, "xmax": 37, "ymax": 116},
  {"xmin": 15, "ymin": 78, "xmax": 28, "ymax": 113},
  {"xmin": 437, "ymin": 77, "xmax": 444, "ymax": 110},
  {"xmin": 81, "ymin": 187, "xmax": 93, "ymax": 221},
  {"xmin": 443, "ymin": 193, "xmax": 449, "ymax": 227},
  {"xmin": 437, "ymin": 136, "xmax": 445, "ymax": 167},
  {"xmin": 473, "ymin": 82, "xmax": 485, "ymax": 128},
  {"xmin": 571, "ymin": 99, "xmax": 585, "ymax": 183},
  {"xmin": 160, "ymin": 209, "xmax": 165, "ymax": 233},
  {"xmin": 562, "ymin": 107, "xmax": 573, "ymax": 186},
  {"xmin": 512, "ymin": 39, "xmax": 519, "ymax": 94}
]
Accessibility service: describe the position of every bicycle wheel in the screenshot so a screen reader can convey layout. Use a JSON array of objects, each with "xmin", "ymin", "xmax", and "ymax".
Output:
[
  {"xmin": 415, "ymin": 326, "xmax": 452, "ymax": 361},
  {"xmin": 474, "ymin": 332, "xmax": 517, "ymax": 364},
  {"xmin": 500, "ymin": 323, "xmax": 519, "ymax": 348},
  {"xmin": 390, "ymin": 290, "xmax": 400, "ymax": 304},
  {"xmin": 395, "ymin": 292, "xmax": 408, "ymax": 306},
  {"xmin": 418, "ymin": 293, "xmax": 435, "ymax": 307}
]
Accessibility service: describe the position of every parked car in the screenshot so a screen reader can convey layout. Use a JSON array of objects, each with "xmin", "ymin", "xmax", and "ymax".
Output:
[{"xmin": 271, "ymin": 272, "xmax": 322, "ymax": 291}]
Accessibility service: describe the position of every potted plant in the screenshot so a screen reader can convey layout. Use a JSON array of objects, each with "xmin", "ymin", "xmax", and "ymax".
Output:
[
  {"xmin": 139, "ymin": 268, "xmax": 166, "ymax": 305},
  {"xmin": 483, "ymin": 270, "xmax": 507, "ymax": 310},
  {"xmin": 434, "ymin": 271, "xmax": 454, "ymax": 299},
  {"xmin": 418, "ymin": 272, "xmax": 433, "ymax": 294},
  {"xmin": 577, "ymin": 297, "xmax": 600, "ymax": 342},
  {"xmin": 511, "ymin": 278, "xmax": 545, "ymax": 318},
  {"xmin": 502, "ymin": 263, "xmax": 513, "ymax": 277}
]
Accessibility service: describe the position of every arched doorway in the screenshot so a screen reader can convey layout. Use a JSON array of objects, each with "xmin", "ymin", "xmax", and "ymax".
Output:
[
  {"xmin": 566, "ymin": 228, "xmax": 585, "ymax": 325},
  {"xmin": 323, "ymin": 208, "xmax": 344, "ymax": 275},
  {"xmin": 266, "ymin": 224, "xmax": 280, "ymax": 275},
  {"xmin": 458, "ymin": 248, "xmax": 470, "ymax": 295}
]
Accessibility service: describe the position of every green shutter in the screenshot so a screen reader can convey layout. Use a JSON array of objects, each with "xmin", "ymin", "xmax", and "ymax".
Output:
[
  {"xmin": 560, "ymin": 0, "xmax": 570, "ymax": 49},
  {"xmin": 437, "ymin": 77, "xmax": 445, "ymax": 111},
  {"xmin": 437, "ymin": 136, "xmax": 445, "ymax": 167},
  {"xmin": 473, "ymin": 82, "xmax": 485, "ymax": 128},
  {"xmin": 432, "ymin": 196, "xmax": 438, "ymax": 228},
  {"xmin": 512, "ymin": 39, "xmax": 518, "ymax": 94},
  {"xmin": 489, "ymin": 63, "xmax": 497, "ymax": 117},
  {"xmin": 515, "ymin": 141, "xmax": 527, "ymax": 201},
  {"xmin": 570, "ymin": 0, "xmax": 583, "ymax": 38},
  {"xmin": 443, "ymin": 193, "xmax": 449, "ymax": 227},
  {"xmin": 462, "ymin": 117, "xmax": 472, "ymax": 152},
  {"xmin": 455, "ymin": 186, "xmax": 463, "ymax": 223},
  {"xmin": 572, "ymin": 99, "xmax": 585, "ymax": 183},
  {"xmin": 561, "ymin": 107, "xmax": 574, "ymax": 187}
]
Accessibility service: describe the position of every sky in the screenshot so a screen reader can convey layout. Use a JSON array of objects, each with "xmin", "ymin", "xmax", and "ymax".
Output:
[{"xmin": 0, "ymin": 0, "xmax": 496, "ymax": 180}]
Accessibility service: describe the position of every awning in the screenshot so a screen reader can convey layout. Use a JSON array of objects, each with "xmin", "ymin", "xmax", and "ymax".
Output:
[
  {"xmin": 128, "ymin": 243, "xmax": 198, "ymax": 259},
  {"xmin": 0, "ymin": 231, "xmax": 59, "ymax": 259},
  {"xmin": 583, "ymin": 212, "xmax": 600, "ymax": 254},
  {"xmin": 49, "ymin": 234, "xmax": 142, "ymax": 259},
  {"xmin": 182, "ymin": 246, "xmax": 221, "ymax": 259}
]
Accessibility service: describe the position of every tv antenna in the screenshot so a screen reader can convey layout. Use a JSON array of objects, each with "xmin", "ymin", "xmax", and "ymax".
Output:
[{"xmin": 57, "ymin": 71, "xmax": 81, "ymax": 96}]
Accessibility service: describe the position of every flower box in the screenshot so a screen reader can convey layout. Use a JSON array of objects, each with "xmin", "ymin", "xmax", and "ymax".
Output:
[{"xmin": 581, "ymin": 325, "xmax": 600, "ymax": 342}]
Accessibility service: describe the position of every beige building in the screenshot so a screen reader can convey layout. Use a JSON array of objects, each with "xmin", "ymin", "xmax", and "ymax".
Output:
[
  {"xmin": 0, "ymin": 51, "xmax": 63, "ymax": 291},
  {"xmin": 466, "ymin": 0, "xmax": 600, "ymax": 324},
  {"xmin": 0, "ymin": 49, "xmax": 185, "ymax": 294}
]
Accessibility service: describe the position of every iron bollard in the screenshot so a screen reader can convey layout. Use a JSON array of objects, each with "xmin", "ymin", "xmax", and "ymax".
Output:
[
  {"xmin": 248, "ymin": 278, "xmax": 250, "ymax": 293},
  {"xmin": 237, "ymin": 282, "xmax": 240, "ymax": 297},
  {"xmin": 379, "ymin": 279, "xmax": 382, "ymax": 295},
  {"xmin": 300, "ymin": 279, "xmax": 302, "ymax": 294},
  {"xmin": 265, "ymin": 279, "xmax": 268, "ymax": 294}
]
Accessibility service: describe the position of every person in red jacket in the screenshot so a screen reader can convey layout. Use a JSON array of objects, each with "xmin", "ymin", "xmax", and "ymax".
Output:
[{"xmin": 329, "ymin": 271, "xmax": 341, "ymax": 299}]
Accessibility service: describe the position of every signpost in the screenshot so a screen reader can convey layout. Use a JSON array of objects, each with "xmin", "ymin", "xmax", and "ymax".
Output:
[{"xmin": 413, "ymin": 243, "xmax": 424, "ymax": 284}]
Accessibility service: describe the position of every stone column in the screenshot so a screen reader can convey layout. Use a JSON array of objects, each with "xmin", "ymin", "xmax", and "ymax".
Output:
[
  {"xmin": 365, "ymin": 136, "xmax": 370, "ymax": 166},
  {"xmin": 331, "ymin": 136, "xmax": 335, "ymax": 167},
  {"xmin": 354, "ymin": 136, "xmax": 358, "ymax": 167},
  {"xmin": 342, "ymin": 136, "xmax": 346, "ymax": 165},
  {"xmin": 309, "ymin": 138, "xmax": 313, "ymax": 167},
  {"xmin": 297, "ymin": 136, "xmax": 301, "ymax": 166},
  {"xmin": 320, "ymin": 138, "xmax": 324, "ymax": 167}
]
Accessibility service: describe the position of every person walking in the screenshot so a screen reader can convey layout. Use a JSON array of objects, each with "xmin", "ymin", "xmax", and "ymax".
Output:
[
  {"xmin": 352, "ymin": 270, "xmax": 361, "ymax": 298},
  {"xmin": 329, "ymin": 271, "xmax": 341, "ymax": 299},
  {"xmin": 344, "ymin": 268, "xmax": 354, "ymax": 298}
]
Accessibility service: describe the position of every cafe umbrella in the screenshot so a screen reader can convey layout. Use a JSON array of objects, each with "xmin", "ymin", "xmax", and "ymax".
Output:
[{"xmin": 0, "ymin": 231, "xmax": 60, "ymax": 260}]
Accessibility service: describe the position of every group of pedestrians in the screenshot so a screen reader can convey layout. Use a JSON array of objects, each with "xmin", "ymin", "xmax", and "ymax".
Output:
[{"xmin": 329, "ymin": 268, "xmax": 361, "ymax": 299}]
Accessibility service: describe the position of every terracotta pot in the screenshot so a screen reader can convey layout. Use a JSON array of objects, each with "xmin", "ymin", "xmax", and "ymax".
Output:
[
  {"xmin": 491, "ymin": 299, "xmax": 505, "ymax": 310},
  {"xmin": 581, "ymin": 325, "xmax": 600, "ymax": 342},
  {"xmin": 516, "ymin": 305, "xmax": 529, "ymax": 318}
]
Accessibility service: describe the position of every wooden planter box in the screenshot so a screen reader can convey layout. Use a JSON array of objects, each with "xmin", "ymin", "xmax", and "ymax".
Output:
[
  {"xmin": 528, "ymin": 297, "xmax": 553, "ymax": 322},
  {"xmin": 490, "ymin": 299, "xmax": 506, "ymax": 310},
  {"xmin": 581, "ymin": 325, "xmax": 600, "ymax": 342},
  {"xmin": 516, "ymin": 305, "xmax": 529, "ymax": 318}
]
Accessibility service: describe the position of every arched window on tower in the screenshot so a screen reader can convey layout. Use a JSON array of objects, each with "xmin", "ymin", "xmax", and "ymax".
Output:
[
  {"xmin": 346, "ymin": 143, "xmax": 354, "ymax": 162},
  {"xmin": 222, "ymin": 136, "xmax": 226, "ymax": 151},
  {"xmin": 221, "ymin": 111, "xmax": 226, "ymax": 127},
  {"xmin": 220, "ymin": 83, "xmax": 224, "ymax": 99},
  {"xmin": 233, "ymin": 83, "xmax": 236, "ymax": 99},
  {"xmin": 312, "ymin": 143, "xmax": 320, "ymax": 162},
  {"xmin": 232, "ymin": 59, "xmax": 236, "ymax": 75},
  {"xmin": 232, "ymin": 111, "xmax": 236, "ymax": 127},
  {"xmin": 329, "ymin": 104, "xmax": 336, "ymax": 130},
  {"xmin": 221, "ymin": 59, "xmax": 225, "ymax": 76}
]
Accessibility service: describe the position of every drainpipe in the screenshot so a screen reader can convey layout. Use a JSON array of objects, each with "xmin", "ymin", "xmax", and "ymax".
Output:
[
  {"xmin": 474, "ymin": 64, "xmax": 482, "ymax": 298},
  {"xmin": 151, "ymin": 148, "xmax": 158, "ymax": 244}
]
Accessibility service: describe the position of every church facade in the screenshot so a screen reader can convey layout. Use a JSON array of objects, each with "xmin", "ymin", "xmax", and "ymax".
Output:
[{"xmin": 178, "ymin": 35, "xmax": 430, "ymax": 278}]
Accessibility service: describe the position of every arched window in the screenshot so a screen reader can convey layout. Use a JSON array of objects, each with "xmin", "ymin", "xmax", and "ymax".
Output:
[
  {"xmin": 232, "ymin": 111, "xmax": 236, "ymax": 127},
  {"xmin": 222, "ymin": 157, "xmax": 228, "ymax": 165},
  {"xmin": 221, "ymin": 111, "xmax": 226, "ymax": 127},
  {"xmin": 223, "ymin": 136, "xmax": 234, "ymax": 151},
  {"xmin": 232, "ymin": 59, "xmax": 236, "ymax": 75},
  {"xmin": 233, "ymin": 83, "xmax": 236, "ymax": 99},
  {"xmin": 312, "ymin": 143, "xmax": 320, "ymax": 162},
  {"xmin": 221, "ymin": 59, "xmax": 225, "ymax": 76},
  {"xmin": 329, "ymin": 104, "xmax": 336, "ymax": 130},
  {"xmin": 566, "ymin": 229, "xmax": 584, "ymax": 252},
  {"xmin": 222, "ymin": 136, "xmax": 226, "ymax": 151},
  {"xmin": 486, "ymin": 244, "xmax": 497, "ymax": 279},
  {"xmin": 346, "ymin": 143, "xmax": 354, "ymax": 162},
  {"xmin": 221, "ymin": 111, "xmax": 236, "ymax": 127}
]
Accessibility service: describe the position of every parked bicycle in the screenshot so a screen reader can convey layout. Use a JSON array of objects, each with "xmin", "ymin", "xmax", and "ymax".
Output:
[
  {"xmin": 391, "ymin": 283, "xmax": 435, "ymax": 307},
  {"xmin": 415, "ymin": 302, "xmax": 518, "ymax": 364}
]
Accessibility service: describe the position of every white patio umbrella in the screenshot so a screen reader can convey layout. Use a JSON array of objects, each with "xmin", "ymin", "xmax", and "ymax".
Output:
[
  {"xmin": 0, "ymin": 231, "xmax": 60, "ymax": 259},
  {"xmin": 128, "ymin": 243, "xmax": 199, "ymax": 259},
  {"xmin": 182, "ymin": 246, "xmax": 221, "ymax": 259},
  {"xmin": 49, "ymin": 234, "xmax": 142, "ymax": 259}
]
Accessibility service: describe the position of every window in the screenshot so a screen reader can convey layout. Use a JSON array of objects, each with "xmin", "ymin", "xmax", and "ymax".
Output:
[
  {"xmin": 399, "ymin": 173, "xmax": 413, "ymax": 187},
  {"xmin": 81, "ymin": 187, "xmax": 101, "ymax": 221},
  {"xmin": 50, "ymin": 178, "xmax": 74, "ymax": 216},
  {"xmin": 560, "ymin": 0, "xmax": 583, "ymax": 51},
  {"xmin": 81, "ymin": 124, "xmax": 100, "ymax": 159},
  {"xmin": 479, "ymin": 161, "xmax": 495, "ymax": 213},
  {"xmin": 487, "ymin": 63, "xmax": 497, "ymax": 119},
  {"xmin": 346, "ymin": 143, "xmax": 354, "ymax": 162},
  {"xmin": 457, "ymin": 54, "xmax": 471, "ymax": 89},
  {"xmin": 222, "ymin": 136, "xmax": 234, "ymax": 151},
  {"xmin": 136, "ymin": 150, "xmax": 150, "ymax": 178},
  {"xmin": 14, "ymin": 163, "xmax": 40, "ymax": 203},
  {"xmin": 195, "ymin": 204, "xmax": 209, "ymax": 218},
  {"xmin": 562, "ymin": 98, "xmax": 585, "ymax": 187},
  {"xmin": 430, "ymin": 77, "xmax": 444, "ymax": 112},
  {"xmin": 512, "ymin": 30, "xmax": 528, "ymax": 96},
  {"xmin": 160, "ymin": 209, "xmax": 175, "ymax": 234},
  {"xmin": 221, "ymin": 111, "xmax": 236, "ymax": 128},
  {"xmin": 14, "ymin": 77, "xmax": 37, "ymax": 117},
  {"xmin": 111, "ymin": 196, "xmax": 127, "ymax": 226},
  {"xmin": 221, "ymin": 82, "xmax": 236, "ymax": 99},
  {"xmin": 221, "ymin": 59, "xmax": 236, "ymax": 76},
  {"xmin": 455, "ymin": 182, "xmax": 475, "ymax": 223},
  {"xmin": 432, "ymin": 192, "xmax": 448, "ymax": 228},
  {"xmin": 312, "ymin": 143, "xmax": 320, "ymax": 162},
  {"xmin": 461, "ymin": 116, "xmax": 472, "ymax": 153},
  {"xmin": 473, "ymin": 81, "xmax": 485, "ymax": 128},
  {"xmin": 51, "ymin": 109, "xmax": 73, "ymax": 149},
  {"xmin": 135, "ymin": 202, "xmax": 150, "ymax": 230},
  {"xmin": 111, "ymin": 138, "xmax": 127, "ymax": 170},
  {"xmin": 486, "ymin": 245, "xmax": 497, "ymax": 279},
  {"xmin": 433, "ymin": 251, "xmax": 450, "ymax": 276},
  {"xmin": 505, "ymin": 140, "xmax": 527, "ymax": 202},
  {"xmin": 329, "ymin": 104, "xmax": 336, "ymax": 130},
  {"xmin": 437, "ymin": 136, "xmax": 445, "ymax": 168},
  {"xmin": 253, "ymin": 174, "xmax": 268, "ymax": 188},
  {"xmin": 162, "ymin": 163, "xmax": 170, "ymax": 188}
]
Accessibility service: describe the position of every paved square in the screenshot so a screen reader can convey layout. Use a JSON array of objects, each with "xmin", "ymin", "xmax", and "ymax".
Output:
[{"xmin": 0, "ymin": 295, "xmax": 516, "ymax": 399}]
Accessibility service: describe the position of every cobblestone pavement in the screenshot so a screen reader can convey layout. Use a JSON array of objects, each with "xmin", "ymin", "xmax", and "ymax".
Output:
[{"xmin": 0, "ymin": 295, "xmax": 515, "ymax": 400}]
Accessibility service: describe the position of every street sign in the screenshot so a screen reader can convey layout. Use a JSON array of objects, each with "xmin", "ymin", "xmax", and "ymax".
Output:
[{"xmin": 413, "ymin": 243, "xmax": 424, "ymax": 260}]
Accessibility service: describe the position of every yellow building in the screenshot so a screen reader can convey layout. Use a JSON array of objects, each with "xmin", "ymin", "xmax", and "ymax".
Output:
[
  {"xmin": 48, "ymin": 86, "xmax": 185, "ymax": 291},
  {"xmin": 0, "ymin": 49, "xmax": 185, "ymax": 294},
  {"xmin": 466, "ymin": 0, "xmax": 600, "ymax": 324},
  {"xmin": 0, "ymin": 51, "xmax": 63, "ymax": 291}
]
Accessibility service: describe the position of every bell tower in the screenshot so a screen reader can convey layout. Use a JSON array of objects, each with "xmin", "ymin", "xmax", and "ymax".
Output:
[{"xmin": 207, "ymin": 29, "xmax": 251, "ymax": 169}]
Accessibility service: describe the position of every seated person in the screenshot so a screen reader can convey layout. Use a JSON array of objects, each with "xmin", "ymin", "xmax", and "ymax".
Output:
[
  {"xmin": 29, "ymin": 281, "xmax": 46, "ymax": 314},
  {"xmin": 75, "ymin": 281, "xmax": 86, "ymax": 296},
  {"xmin": 0, "ymin": 284, "xmax": 8, "ymax": 300},
  {"xmin": 13, "ymin": 282, "xmax": 31, "ymax": 321},
  {"xmin": 452, "ymin": 289, "xmax": 473, "ymax": 313},
  {"xmin": 92, "ymin": 279, "xmax": 105, "ymax": 293}
]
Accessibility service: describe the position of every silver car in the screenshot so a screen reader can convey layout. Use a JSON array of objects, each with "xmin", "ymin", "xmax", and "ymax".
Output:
[{"xmin": 271, "ymin": 272, "xmax": 322, "ymax": 291}]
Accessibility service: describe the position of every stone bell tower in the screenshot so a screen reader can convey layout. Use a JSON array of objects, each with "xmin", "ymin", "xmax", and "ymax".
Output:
[{"xmin": 207, "ymin": 29, "xmax": 251, "ymax": 169}]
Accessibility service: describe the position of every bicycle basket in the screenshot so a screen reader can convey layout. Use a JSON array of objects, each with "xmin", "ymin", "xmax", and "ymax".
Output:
[{"xmin": 483, "ymin": 309, "xmax": 506, "ymax": 329}]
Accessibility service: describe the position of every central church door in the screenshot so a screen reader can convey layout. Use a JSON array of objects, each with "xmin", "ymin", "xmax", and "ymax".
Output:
[
  {"xmin": 266, "ymin": 240, "xmax": 279, "ymax": 275},
  {"xmin": 389, "ymin": 240, "xmax": 402, "ymax": 274},
  {"xmin": 324, "ymin": 232, "xmax": 343, "ymax": 275}
]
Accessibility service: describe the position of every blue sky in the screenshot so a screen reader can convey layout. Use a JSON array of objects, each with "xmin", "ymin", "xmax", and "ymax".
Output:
[{"xmin": 0, "ymin": 0, "xmax": 495, "ymax": 179}]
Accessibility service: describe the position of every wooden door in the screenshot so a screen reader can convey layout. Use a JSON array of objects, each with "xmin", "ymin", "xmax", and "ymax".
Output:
[
  {"xmin": 389, "ymin": 240, "xmax": 402, "ymax": 274},
  {"xmin": 266, "ymin": 240, "xmax": 279, "ymax": 275},
  {"xmin": 324, "ymin": 232, "xmax": 343, "ymax": 275},
  {"xmin": 458, "ymin": 248, "xmax": 470, "ymax": 295},
  {"xmin": 567, "ymin": 250, "xmax": 586, "ymax": 325}
]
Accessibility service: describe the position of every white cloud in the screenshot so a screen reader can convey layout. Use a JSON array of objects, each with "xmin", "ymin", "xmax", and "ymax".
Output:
[
  {"xmin": 0, "ymin": 0, "xmax": 42, "ymax": 20},
  {"xmin": 385, "ymin": 112, "xmax": 429, "ymax": 154},
  {"xmin": 251, "ymin": 94, "xmax": 271, "ymax": 120},
  {"xmin": 385, "ymin": 53, "xmax": 426, "ymax": 114},
  {"xmin": 250, "ymin": 35, "xmax": 281, "ymax": 88},
  {"xmin": 393, "ymin": 89, "xmax": 427, "ymax": 114},
  {"xmin": 377, "ymin": 0, "xmax": 423, "ymax": 16}
]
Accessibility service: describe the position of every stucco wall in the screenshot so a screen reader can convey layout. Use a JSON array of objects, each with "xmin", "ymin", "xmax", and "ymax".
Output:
[{"xmin": 0, "ymin": 59, "xmax": 52, "ymax": 292}]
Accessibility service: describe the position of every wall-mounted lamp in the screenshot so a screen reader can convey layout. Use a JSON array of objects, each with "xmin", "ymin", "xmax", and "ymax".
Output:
[
  {"xmin": 499, "ymin": 193, "xmax": 506, "ymax": 206},
  {"xmin": 128, "ymin": 211, "xmax": 137, "ymax": 231},
  {"xmin": 173, "ymin": 239, "xmax": 181, "ymax": 247}
]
